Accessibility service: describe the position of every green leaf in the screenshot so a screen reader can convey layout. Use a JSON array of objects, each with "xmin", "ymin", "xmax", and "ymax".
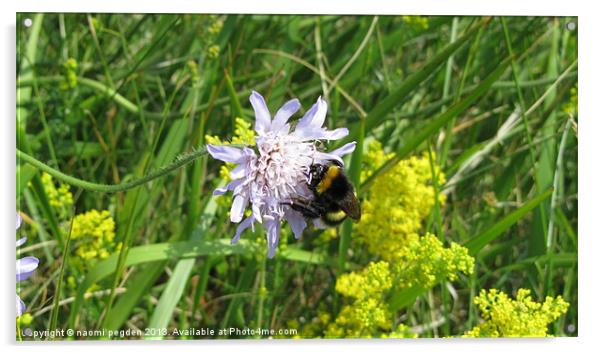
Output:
[{"xmin": 389, "ymin": 285, "xmax": 425, "ymax": 312}]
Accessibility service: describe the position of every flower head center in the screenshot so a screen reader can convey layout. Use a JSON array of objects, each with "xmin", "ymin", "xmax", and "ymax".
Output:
[{"xmin": 253, "ymin": 133, "xmax": 315, "ymax": 216}]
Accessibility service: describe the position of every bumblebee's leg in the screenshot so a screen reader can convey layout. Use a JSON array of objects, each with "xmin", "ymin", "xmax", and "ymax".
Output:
[
  {"xmin": 283, "ymin": 198, "xmax": 326, "ymax": 219},
  {"xmin": 289, "ymin": 203, "xmax": 321, "ymax": 218}
]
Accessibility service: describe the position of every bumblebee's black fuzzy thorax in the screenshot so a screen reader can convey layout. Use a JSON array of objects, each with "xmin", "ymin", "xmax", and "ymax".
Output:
[{"xmin": 289, "ymin": 160, "xmax": 361, "ymax": 226}]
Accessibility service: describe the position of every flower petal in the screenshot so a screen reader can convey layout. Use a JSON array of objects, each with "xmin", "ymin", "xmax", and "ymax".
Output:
[
  {"xmin": 16, "ymin": 295, "xmax": 25, "ymax": 316},
  {"xmin": 207, "ymin": 144, "xmax": 244, "ymax": 163},
  {"xmin": 295, "ymin": 100, "xmax": 318, "ymax": 132},
  {"xmin": 313, "ymin": 151, "xmax": 344, "ymax": 166},
  {"xmin": 295, "ymin": 96, "xmax": 328, "ymax": 133},
  {"xmin": 321, "ymin": 127, "xmax": 349, "ymax": 140},
  {"xmin": 293, "ymin": 126, "xmax": 348, "ymax": 142},
  {"xmin": 229, "ymin": 165, "xmax": 247, "ymax": 180},
  {"xmin": 230, "ymin": 195, "xmax": 248, "ymax": 223},
  {"xmin": 265, "ymin": 218, "xmax": 281, "ymax": 259},
  {"xmin": 250, "ymin": 91, "xmax": 271, "ymax": 134},
  {"xmin": 16, "ymin": 237, "xmax": 27, "ymax": 248},
  {"xmin": 252, "ymin": 203, "xmax": 262, "ymax": 224},
  {"xmin": 243, "ymin": 146, "xmax": 256, "ymax": 156},
  {"xmin": 285, "ymin": 210, "xmax": 306, "ymax": 239},
  {"xmin": 16, "ymin": 213, "xmax": 22, "ymax": 229},
  {"xmin": 213, "ymin": 179, "xmax": 243, "ymax": 196},
  {"xmin": 16, "ymin": 256, "xmax": 39, "ymax": 282},
  {"xmin": 232, "ymin": 215, "xmax": 255, "ymax": 244},
  {"xmin": 329, "ymin": 141, "xmax": 357, "ymax": 157},
  {"xmin": 272, "ymin": 98, "xmax": 300, "ymax": 133}
]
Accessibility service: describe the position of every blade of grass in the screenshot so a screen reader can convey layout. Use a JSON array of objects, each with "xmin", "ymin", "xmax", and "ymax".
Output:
[
  {"xmin": 100, "ymin": 63, "xmax": 190, "ymax": 329},
  {"xmin": 253, "ymin": 48, "xmax": 367, "ymax": 118},
  {"xmin": 555, "ymin": 208, "xmax": 577, "ymax": 248},
  {"xmin": 17, "ymin": 13, "xmax": 43, "ymax": 127},
  {"xmin": 17, "ymin": 75, "xmax": 275, "ymax": 120},
  {"xmin": 220, "ymin": 258, "xmax": 256, "ymax": 329},
  {"xmin": 543, "ymin": 119, "xmax": 572, "ymax": 295},
  {"xmin": 96, "ymin": 35, "xmax": 229, "ymax": 329},
  {"xmin": 440, "ymin": 19, "xmax": 482, "ymax": 167},
  {"xmin": 530, "ymin": 19, "xmax": 561, "ymax": 257},
  {"xmin": 224, "ymin": 68, "xmax": 245, "ymax": 122},
  {"xmin": 147, "ymin": 177, "xmax": 219, "ymax": 336},
  {"xmin": 338, "ymin": 117, "xmax": 364, "ymax": 274},
  {"xmin": 338, "ymin": 17, "xmax": 491, "ymax": 147},
  {"xmin": 501, "ymin": 17, "xmax": 550, "ymax": 264},
  {"xmin": 22, "ymin": 189, "xmax": 54, "ymax": 262},
  {"xmin": 69, "ymin": 239, "xmax": 330, "ymax": 330},
  {"xmin": 464, "ymin": 189, "xmax": 553, "ymax": 255},
  {"xmin": 49, "ymin": 210, "xmax": 75, "ymax": 336},
  {"xmin": 495, "ymin": 252, "xmax": 576, "ymax": 273},
  {"xmin": 362, "ymin": 54, "xmax": 512, "ymax": 193},
  {"xmin": 17, "ymin": 164, "xmax": 37, "ymax": 197},
  {"xmin": 326, "ymin": 16, "xmax": 379, "ymax": 95}
]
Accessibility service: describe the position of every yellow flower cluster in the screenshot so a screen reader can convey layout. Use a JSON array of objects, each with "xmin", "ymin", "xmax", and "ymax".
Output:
[
  {"xmin": 70, "ymin": 210, "xmax": 120, "ymax": 265},
  {"xmin": 391, "ymin": 233, "xmax": 474, "ymax": 290},
  {"xmin": 293, "ymin": 311, "xmax": 330, "ymax": 338},
  {"xmin": 231, "ymin": 117, "xmax": 256, "ymax": 146},
  {"xmin": 40, "ymin": 172, "xmax": 73, "ymax": 218},
  {"xmin": 357, "ymin": 141, "xmax": 446, "ymax": 260},
  {"xmin": 336, "ymin": 261, "xmax": 393, "ymax": 300},
  {"xmin": 562, "ymin": 85, "xmax": 578, "ymax": 115},
  {"xmin": 187, "ymin": 60, "xmax": 200, "ymax": 86},
  {"xmin": 327, "ymin": 237, "xmax": 473, "ymax": 337},
  {"xmin": 207, "ymin": 45, "xmax": 220, "ymax": 59},
  {"xmin": 60, "ymin": 57, "xmax": 78, "ymax": 90},
  {"xmin": 17, "ymin": 313, "xmax": 33, "ymax": 325},
  {"xmin": 204, "ymin": 16, "xmax": 223, "ymax": 60},
  {"xmin": 463, "ymin": 288, "xmax": 569, "ymax": 337},
  {"xmin": 401, "ymin": 16, "xmax": 430, "ymax": 30},
  {"xmin": 325, "ymin": 262, "xmax": 395, "ymax": 337},
  {"xmin": 326, "ymin": 298, "xmax": 391, "ymax": 338},
  {"xmin": 319, "ymin": 141, "xmax": 473, "ymax": 338},
  {"xmin": 382, "ymin": 324, "xmax": 418, "ymax": 339},
  {"xmin": 207, "ymin": 17, "xmax": 223, "ymax": 35}
]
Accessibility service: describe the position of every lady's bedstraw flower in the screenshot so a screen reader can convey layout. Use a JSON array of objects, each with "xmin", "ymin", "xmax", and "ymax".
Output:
[
  {"xmin": 207, "ymin": 91, "xmax": 356, "ymax": 258},
  {"xmin": 463, "ymin": 288, "xmax": 569, "ymax": 337},
  {"xmin": 16, "ymin": 213, "xmax": 39, "ymax": 316}
]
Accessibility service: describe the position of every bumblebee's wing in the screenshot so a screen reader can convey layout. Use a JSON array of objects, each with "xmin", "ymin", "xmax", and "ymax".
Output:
[{"xmin": 340, "ymin": 193, "xmax": 361, "ymax": 221}]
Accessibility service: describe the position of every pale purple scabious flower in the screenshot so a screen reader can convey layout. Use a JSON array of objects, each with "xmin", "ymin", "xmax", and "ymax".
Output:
[
  {"xmin": 207, "ymin": 91, "xmax": 356, "ymax": 258},
  {"xmin": 16, "ymin": 213, "xmax": 39, "ymax": 316}
]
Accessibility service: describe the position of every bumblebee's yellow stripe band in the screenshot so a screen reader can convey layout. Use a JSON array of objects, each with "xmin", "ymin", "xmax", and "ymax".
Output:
[
  {"xmin": 316, "ymin": 166, "xmax": 340, "ymax": 194},
  {"xmin": 324, "ymin": 210, "xmax": 347, "ymax": 223}
]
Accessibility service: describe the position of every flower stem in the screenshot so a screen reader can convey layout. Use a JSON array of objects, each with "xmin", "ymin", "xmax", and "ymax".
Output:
[{"xmin": 16, "ymin": 147, "xmax": 214, "ymax": 193}]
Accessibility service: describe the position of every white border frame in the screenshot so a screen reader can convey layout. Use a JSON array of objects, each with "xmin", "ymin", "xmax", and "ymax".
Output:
[{"xmin": 3, "ymin": 1, "xmax": 598, "ymax": 353}]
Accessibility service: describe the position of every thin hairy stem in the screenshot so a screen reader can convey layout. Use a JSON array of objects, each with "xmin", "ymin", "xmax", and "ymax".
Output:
[{"xmin": 16, "ymin": 146, "xmax": 241, "ymax": 193}]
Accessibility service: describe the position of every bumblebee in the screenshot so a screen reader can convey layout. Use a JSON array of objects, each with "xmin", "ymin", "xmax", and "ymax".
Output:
[{"xmin": 288, "ymin": 160, "xmax": 361, "ymax": 226}]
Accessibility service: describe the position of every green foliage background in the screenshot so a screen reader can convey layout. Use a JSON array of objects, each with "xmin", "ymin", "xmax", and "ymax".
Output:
[{"xmin": 16, "ymin": 14, "xmax": 577, "ymax": 339}]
